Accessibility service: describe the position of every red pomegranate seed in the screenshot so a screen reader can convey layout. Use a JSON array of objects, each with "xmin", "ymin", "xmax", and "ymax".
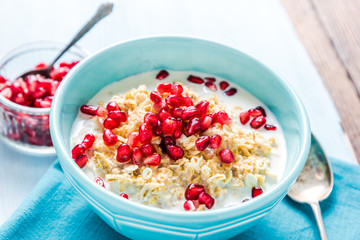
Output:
[
  {"xmin": 187, "ymin": 75, "xmax": 204, "ymax": 84},
  {"xmin": 160, "ymin": 136, "xmax": 176, "ymax": 153},
  {"xmin": 80, "ymin": 105, "xmax": 108, "ymax": 117},
  {"xmin": 140, "ymin": 143, "xmax": 155, "ymax": 157},
  {"xmin": 34, "ymin": 97, "xmax": 52, "ymax": 108},
  {"xmin": 161, "ymin": 117, "xmax": 177, "ymax": 135},
  {"xmin": 250, "ymin": 116, "xmax": 267, "ymax": 129},
  {"xmin": 82, "ymin": 134, "xmax": 95, "ymax": 150},
  {"xmin": 35, "ymin": 62, "xmax": 47, "ymax": 69},
  {"xmin": 255, "ymin": 106, "xmax": 267, "ymax": 117},
  {"xmin": 153, "ymin": 101, "xmax": 167, "ymax": 112},
  {"xmin": 106, "ymin": 101, "xmax": 120, "ymax": 111},
  {"xmin": 210, "ymin": 134, "xmax": 222, "ymax": 149},
  {"xmin": 173, "ymin": 119, "xmax": 183, "ymax": 139},
  {"xmin": 225, "ymin": 88, "xmax": 237, "ymax": 96},
  {"xmin": 94, "ymin": 177, "xmax": 105, "ymax": 188},
  {"xmin": 120, "ymin": 193, "xmax": 129, "ymax": 199},
  {"xmin": 252, "ymin": 186, "xmax": 263, "ymax": 198},
  {"xmin": 150, "ymin": 91, "xmax": 162, "ymax": 103},
  {"xmin": 181, "ymin": 106, "xmax": 198, "ymax": 120},
  {"xmin": 240, "ymin": 111, "xmax": 251, "ymax": 125},
  {"xmin": 139, "ymin": 123, "xmax": 153, "ymax": 143},
  {"xmin": 184, "ymin": 200, "xmax": 198, "ymax": 211},
  {"xmin": 165, "ymin": 95, "xmax": 181, "ymax": 108},
  {"xmin": 205, "ymin": 82, "xmax": 217, "ymax": 91},
  {"xmin": 179, "ymin": 94, "xmax": 193, "ymax": 107},
  {"xmin": 170, "ymin": 84, "xmax": 183, "ymax": 95},
  {"xmin": 216, "ymin": 111, "xmax": 232, "ymax": 125},
  {"xmin": 50, "ymin": 67, "xmax": 69, "ymax": 81},
  {"xmin": 108, "ymin": 111, "xmax": 127, "ymax": 123},
  {"xmin": 187, "ymin": 118, "xmax": 201, "ymax": 136},
  {"xmin": 198, "ymin": 192, "xmax": 215, "ymax": 209},
  {"xmin": 144, "ymin": 112, "xmax": 158, "ymax": 127},
  {"xmin": 158, "ymin": 109, "xmax": 172, "ymax": 122},
  {"xmin": 71, "ymin": 144, "xmax": 85, "ymax": 159},
  {"xmin": 116, "ymin": 144, "xmax": 132, "ymax": 163},
  {"xmin": 172, "ymin": 108, "xmax": 183, "ymax": 119},
  {"xmin": 127, "ymin": 132, "xmax": 140, "ymax": 148},
  {"xmin": 157, "ymin": 83, "xmax": 172, "ymax": 94},
  {"xmin": 264, "ymin": 124, "xmax": 277, "ymax": 131},
  {"xmin": 166, "ymin": 145, "xmax": 184, "ymax": 160},
  {"xmin": 185, "ymin": 184, "xmax": 205, "ymax": 200},
  {"xmin": 196, "ymin": 100, "xmax": 209, "ymax": 119},
  {"xmin": 103, "ymin": 129, "xmax": 118, "ymax": 146},
  {"xmin": 219, "ymin": 149, "xmax": 234, "ymax": 163},
  {"xmin": 248, "ymin": 109, "xmax": 262, "ymax": 117},
  {"xmin": 156, "ymin": 70, "xmax": 169, "ymax": 80},
  {"xmin": 1, "ymin": 87, "xmax": 12, "ymax": 99},
  {"xmin": 195, "ymin": 135, "xmax": 210, "ymax": 151},
  {"xmin": 144, "ymin": 153, "xmax": 161, "ymax": 166},
  {"xmin": 103, "ymin": 118, "xmax": 120, "ymax": 129},
  {"xmin": 75, "ymin": 154, "xmax": 88, "ymax": 168},
  {"xmin": 219, "ymin": 81, "xmax": 229, "ymax": 90},
  {"xmin": 201, "ymin": 115, "xmax": 213, "ymax": 132},
  {"xmin": 152, "ymin": 121, "xmax": 163, "ymax": 136},
  {"xmin": 131, "ymin": 147, "xmax": 143, "ymax": 165},
  {"xmin": 204, "ymin": 77, "xmax": 216, "ymax": 82},
  {"xmin": 12, "ymin": 93, "xmax": 25, "ymax": 105},
  {"xmin": 31, "ymin": 87, "xmax": 47, "ymax": 99}
]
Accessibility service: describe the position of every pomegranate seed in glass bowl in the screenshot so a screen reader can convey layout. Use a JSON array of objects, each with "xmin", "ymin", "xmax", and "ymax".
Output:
[{"xmin": 0, "ymin": 41, "xmax": 89, "ymax": 156}]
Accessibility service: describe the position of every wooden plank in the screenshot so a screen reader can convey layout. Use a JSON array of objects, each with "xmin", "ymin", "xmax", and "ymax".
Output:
[{"xmin": 281, "ymin": 0, "xmax": 360, "ymax": 163}]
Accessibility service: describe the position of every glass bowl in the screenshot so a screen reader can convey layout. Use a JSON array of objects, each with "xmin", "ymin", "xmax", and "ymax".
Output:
[{"xmin": 0, "ymin": 41, "xmax": 90, "ymax": 156}]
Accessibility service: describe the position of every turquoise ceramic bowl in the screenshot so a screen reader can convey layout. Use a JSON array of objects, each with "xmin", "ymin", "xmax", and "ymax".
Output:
[{"xmin": 50, "ymin": 37, "xmax": 311, "ymax": 240}]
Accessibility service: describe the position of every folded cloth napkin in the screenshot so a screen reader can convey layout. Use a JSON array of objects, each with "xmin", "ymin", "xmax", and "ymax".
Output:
[{"xmin": 1, "ymin": 158, "xmax": 359, "ymax": 240}]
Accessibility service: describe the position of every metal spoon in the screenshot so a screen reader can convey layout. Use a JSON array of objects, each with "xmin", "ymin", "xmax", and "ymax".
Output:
[
  {"xmin": 288, "ymin": 135, "xmax": 334, "ymax": 240},
  {"xmin": 18, "ymin": 2, "xmax": 113, "ymax": 79}
]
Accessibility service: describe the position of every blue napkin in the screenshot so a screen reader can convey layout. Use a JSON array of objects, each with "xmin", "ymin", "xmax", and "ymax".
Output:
[{"xmin": 1, "ymin": 158, "xmax": 359, "ymax": 240}]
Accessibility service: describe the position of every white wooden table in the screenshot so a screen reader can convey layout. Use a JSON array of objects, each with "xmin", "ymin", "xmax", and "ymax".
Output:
[{"xmin": 0, "ymin": 0, "xmax": 355, "ymax": 226}]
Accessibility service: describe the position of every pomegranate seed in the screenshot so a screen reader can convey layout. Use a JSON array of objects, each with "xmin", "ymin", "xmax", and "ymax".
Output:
[
  {"xmin": 158, "ymin": 109, "xmax": 172, "ymax": 121},
  {"xmin": 120, "ymin": 193, "xmax": 129, "ymax": 199},
  {"xmin": 187, "ymin": 75, "xmax": 204, "ymax": 84},
  {"xmin": 144, "ymin": 153, "xmax": 161, "ymax": 166},
  {"xmin": 75, "ymin": 154, "xmax": 88, "ymax": 168},
  {"xmin": 116, "ymin": 144, "xmax": 132, "ymax": 163},
  {"xmin": 225, "ymin": 88, "xmax": 237, "ymax": 96},
  {"xmin": 219, "ymin": 81, "xmax": 229, "ymax": 90},
  {"xmin": 34, "ymin": 97, "xmax": 52, "ymax": 108},
  {"xmin": 103, "ymin": 118, "xmax": 120, "ymax": 129},
  {"xmin": 219, "ymin": 149, "xmax": 234, "ymax": 163},
  {"xmin": 172, "ymin": 108, "xmax": 183, "ymax": 119},
  {"xmin": 181, "ymin": 106, "xmax": 198, "ymax": 120},
  {"xmin": 131, "ymin": 147, "xmax": 143, "ymax": 165},
  {"xmin": 144, "ymin": 112, "xmax": 158, "ymax": 127},
  {"xmin": 71, "ymin": 144, "xmax": 85, "ymax": 159},
  {"xmin": 252, "ymin": 186, "xmax": 263, "ymax": 198},
  {"xmin": 157, "ymin": 83, "xmax": 172, "ymax": 94},
  {"xmin": 31, "ymin": 87, "xmax": 47, "ymax": 99},
  {"xmin": 250, "ymin": 116, "xmax": 267, "ymax": 129},
  {"xmin": 184, "ymin": 200, "xmax": 198, "ymax": 211},
  {"xmin": 173, "ymin": 119, "xmax": 183, "ymax": 139},
  {"xmin": 140, "ymin": 143, "xmax": 155, "ymax": 156},
  {"xmin": 255, "ymin": 106, "xmax": 267, "ymax": 117},
  {"xmin": 153, "ymin": 101, "xmax": 167, "ymax": 112},
  {"xmin": 139, "ymin": 123, "xmax": 153, "ymax": 143},
  {"xmin": 35, "ymin": 62, "xmax": 47, "ymax": 69},
  {"xmin": 103, "ymin": 129, "xmax": 118, "ymax": 146},
  {"xmin": 205, "ymin": 82, "xmax": 217, "ymax": 91},
  {"xmin": 170, "ymin": 84, "xmax": 183, "ymax": 95},
  {"xmin": 196, "ymin": 100, "xmax": 209, "ymax": 119},
  {"xmin": 166, "ymin": 145, "xmax": 184, "ymax": 160},
  {"xmin": 150, "ymin": 91, "xmax": 162, "ymax": 103},
  {"xmin": 108, "ymin": 111, "xmax": 127, "ymax": 123},
  {"xmin": 195, "ymin": 135, "xmax": 210, "ymax": 151},
  {"xmin": 185, "ymin": 184, "xmax": 205, "ymax": 200},
  {"xmin": 240, "ymin": 111, "xmax": 251, "ymax": 124},
  {"xmin": 179, "ymin": 94, "xmax": 193, "ymax": 107},
  {"xmin": 94, "ymin": 177, "xmax": 105, "ymax": 188},
  {"xmin": 264, "ymin": 124, "xmax": 277, "ymax": 131},
  {"xmin": 210, "ymin": 134, "xmax": 222, "ymax": 149},
  {"xmin": 187, "ymin": 118, "xmax": 201, "ymax": 136},
  {"xmin": 0, "ymin": 87, "xmax": 12, "ymax": 99},
  {"xmin": 161, "ymin": 117, "xmax": 177, "ymax": 135},
  {"xmin": 156, "ymin": 70, "xmax": 169, "ymax": 80},
  {"xmin": 248, "ymin": 109, "xmax": 262, "ymax": 117},
  {"xmin": 160, "ymin": 136, "xmax": 176, "ymax": 153},
  {"xmin": 152, "ymin": 121, "xmax": 163, "ymax": 136},
  {"xmin": 216, "ymin": 111, "xmax": 232, "ymax": 125},
  {"xmin": 165, "ymin": 95, "xmax": 181, "ymax": 108},
  {"xmin": 198, "ymin": 192, "xmax": 215, "ymax": 209},
  {"xmin": 82, "ymin": 134, "xmax": 95, "ymax": 150},
  {"xmin": 80, "ymin": 105, "xmax": 108, "ymax": 117},
  {"xmin": 13, "ymin": 93, "xmax": 26, "ymax": 105},
  {"xmin": 50, "ymin": 67, "xmax": 69, "ymax": 81},
  {"xmin": 201, "ymin": 115, "xmax": 213, "ymax": 131},
  {"xmin": 106, "ymin": 101, "xmax": 120, "ymax": 111},
  {"xmin": 127, "ymin": 132, "xmax": 140, "ymax": 148},
  {"xmin": 204, "ymin": 77, "xmax": 216, "ymax": 82}
]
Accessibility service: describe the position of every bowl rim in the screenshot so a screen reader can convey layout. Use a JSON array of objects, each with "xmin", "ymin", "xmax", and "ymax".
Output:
[{"xmin": 50, "ymin": 36, "xmax": 311, "ymax": 218}]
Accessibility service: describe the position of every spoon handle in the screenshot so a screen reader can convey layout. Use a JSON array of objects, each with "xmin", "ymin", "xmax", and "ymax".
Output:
[
  {"xmin": 309, "ymin": 201, "xmax": 328, "ymax": 240},
  {"xmin": 49, "ymin": 2, "xmax": 114, "ymax": 67}
]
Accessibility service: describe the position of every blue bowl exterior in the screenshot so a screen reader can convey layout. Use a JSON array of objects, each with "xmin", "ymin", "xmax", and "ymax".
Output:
[{"xmin": 50, "ymin": 37, "xmax": 311, "ymax": 240}]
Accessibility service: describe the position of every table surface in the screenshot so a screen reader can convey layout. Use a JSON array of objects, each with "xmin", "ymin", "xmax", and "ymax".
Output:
[{"xmin": 0, "ymin": 0, "xmax": 358, "ymax": 229}]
